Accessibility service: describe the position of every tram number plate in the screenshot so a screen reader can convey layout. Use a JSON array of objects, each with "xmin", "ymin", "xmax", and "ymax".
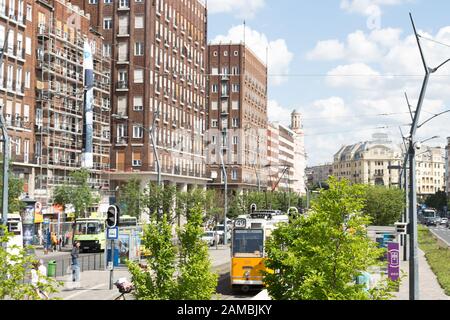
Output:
[{"xmin": 234, "ymin": 218, "xmax": 246, "ymax": 228}]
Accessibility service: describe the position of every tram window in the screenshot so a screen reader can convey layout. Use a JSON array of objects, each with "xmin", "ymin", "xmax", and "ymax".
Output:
[
  {"xmin": 233, "ymin": 230, "xmax": 263, "ymax": 257},
  {"xmin": 87, "ymin": 222, "xmax": 101, "ymax": 234}
]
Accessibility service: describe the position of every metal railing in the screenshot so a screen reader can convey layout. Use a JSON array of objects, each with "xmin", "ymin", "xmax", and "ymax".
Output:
[{"xmin": 44, "ymin": 252, "xmax": 106, "ymax": 278}]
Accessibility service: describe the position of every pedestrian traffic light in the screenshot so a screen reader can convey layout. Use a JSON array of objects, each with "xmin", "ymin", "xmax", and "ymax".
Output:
[
  {"xmin": 395, "ymin": 222, "xmax": 408, "ymax": 235},
  {"xmin": 106, "ymin": 205, "xmax": 119, "ymax": 228}
]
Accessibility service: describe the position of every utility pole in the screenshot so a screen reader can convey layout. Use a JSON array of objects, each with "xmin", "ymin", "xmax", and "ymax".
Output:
[
  {"xmin": 219, "ymin": 126, "xmax": 228, "ymax": 245},
  {"xmin": 0, "ymin": 30, "xmax": 9, "ymax": 230},
  {"xmin": 407, "ymin": 13, "xmax": 450, "ymax": 300},
  {"xmin": 150, "ymin": 110, "xmax": 161, "ymax": 186}
]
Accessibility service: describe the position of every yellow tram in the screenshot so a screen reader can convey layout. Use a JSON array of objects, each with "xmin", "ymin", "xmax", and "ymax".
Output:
[{"xmin": 230, "ymin": 209, "xmax": 289, "ymax": 292}]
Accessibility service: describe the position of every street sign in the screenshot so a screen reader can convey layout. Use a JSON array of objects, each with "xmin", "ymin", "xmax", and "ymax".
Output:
[
  {"xmin": 107, "ymin": 261, "xmax": 113, "ymax": 271},
  {"xmin": 107, "ymin": 227, "xmax": 119, "ymax": 240},
  {"xmin": 388, "ymin": 242, "xmax": 400, "ymax": 281}
]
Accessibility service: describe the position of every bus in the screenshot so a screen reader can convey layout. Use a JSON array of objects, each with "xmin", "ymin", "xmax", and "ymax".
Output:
[
  {"xmin": 7, "ymin": 214, "xmax": 23, "ymax": 254},
  {"xmin": 420, "ymin": 209, "xmax": 438, "ymax": 226},
  {"xmin": 74, "ymin": 215, "xmax": 138, "ymax": 253},
  {"xmin": 230, "ymin": 210, "xmax": 289, "ymax": 293}
]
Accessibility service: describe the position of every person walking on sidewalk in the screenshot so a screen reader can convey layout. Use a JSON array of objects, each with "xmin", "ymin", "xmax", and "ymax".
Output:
[
  {"xmin": 71, "ymin": 241, "xmax": 81, "ymax": 286},
  {"xmin": 51, "ymin": 232, "xmax": 57, "ymax": 252},
  {"xmin": 31, "ymin": 260, "xmax": 49, "ymax": 299}
]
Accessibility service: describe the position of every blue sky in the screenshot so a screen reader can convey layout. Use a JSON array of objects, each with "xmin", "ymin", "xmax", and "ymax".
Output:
[{"xmin": 207, "ymin": 0, "xmax": 450, "ymax": 166}]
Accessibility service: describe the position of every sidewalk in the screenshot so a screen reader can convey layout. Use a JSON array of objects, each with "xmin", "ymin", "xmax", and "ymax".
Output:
[
  {"xmin": 393, "ymin": 249, "xmax": 450, "ymax": 300},
  {"xmin": 51, "ymin": 268, "xmax": 132, "ymax": 300}
]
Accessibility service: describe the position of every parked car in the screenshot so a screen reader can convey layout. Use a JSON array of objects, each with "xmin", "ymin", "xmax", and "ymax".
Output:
[
  {"xmin": 440, "ymin": 217, "xmax": 448, "ymax": 225},
  {"xmin": 213, "ymin": 225, "xmax": 231, "ymax": 244},
  {"xmin": 201, "ymin": 231, "xmax": 217, "ymax": 247}
]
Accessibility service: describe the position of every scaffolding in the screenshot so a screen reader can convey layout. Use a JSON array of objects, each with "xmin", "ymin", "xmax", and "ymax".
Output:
[{"xmin": 34, "ymin": 13, "xmax": 111, "ymax": 209}]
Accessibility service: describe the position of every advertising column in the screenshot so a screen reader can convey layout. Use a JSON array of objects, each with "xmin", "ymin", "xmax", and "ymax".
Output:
[{"xmin": 82, "ymin": 41, "xmax": 94, "ymax": 169}]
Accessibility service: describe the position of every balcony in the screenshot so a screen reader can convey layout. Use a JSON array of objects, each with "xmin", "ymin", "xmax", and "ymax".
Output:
[
  {"xmin": 117, "ymin": 26, "xmax": 129, "ymax": 37},
  {"xmin": 116, "ymin": 81, "xmax": 128, "ymax": 91}
]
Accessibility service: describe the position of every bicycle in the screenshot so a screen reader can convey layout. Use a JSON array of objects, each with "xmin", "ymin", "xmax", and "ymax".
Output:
[{"xmin": 114, "ymin": 278, "xmax": 134, "ymax": 300}]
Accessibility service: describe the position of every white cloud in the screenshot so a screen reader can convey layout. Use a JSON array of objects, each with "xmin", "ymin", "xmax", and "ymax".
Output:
[
  {"xmin": 326, "ymin": 63, "xmax": 382, "ymax": 90},
  {"xmin": 212, "ymin": 25, "xmax": 294, "ymax": 86},
  {"xmin": 340, "ymin": 0, "xmax": 409, "ymax": 16},
  {"xmin": 268, "ymin": 100, "xmax": 292, "ymax": 125},
  {"xmin": 307, "ymin": 40, "xmax": 346, "ymax": 61},
  {"xmin": 207, "ymin": 0, "xmax": 265, "ymax": 19}
]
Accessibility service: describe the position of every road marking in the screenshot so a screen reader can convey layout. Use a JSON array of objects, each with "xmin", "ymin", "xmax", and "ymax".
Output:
[{"xmin": 64, "ymin": 282, "xmax": 106, "ymax": 300}]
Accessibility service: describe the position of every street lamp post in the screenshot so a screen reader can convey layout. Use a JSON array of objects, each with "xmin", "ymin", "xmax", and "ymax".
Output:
[
  {"xmin": 219, "ymin": 126, "xmax": 228, "ymax": 245},
  {"xmin": 407, "ymin": 13, "xmax": 450, "ymax": 300}
]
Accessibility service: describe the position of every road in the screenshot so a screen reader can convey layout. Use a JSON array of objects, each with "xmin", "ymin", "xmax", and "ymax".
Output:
[{"xmin": 429, "ymin": 225, "xmax": 450, "ymax": 246}]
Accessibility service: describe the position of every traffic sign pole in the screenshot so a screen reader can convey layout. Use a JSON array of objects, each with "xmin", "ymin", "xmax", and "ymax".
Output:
[{"xmin": 109, "ymin": 239, "xmax": 114, "ymax": 290}]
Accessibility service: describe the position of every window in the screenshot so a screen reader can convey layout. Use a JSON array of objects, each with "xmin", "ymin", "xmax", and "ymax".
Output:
[
  {"xmin": 135, "ymin": 42, "xmax": 144, "ymax": 56},
  {"xmin": 118, "ymin": 42, "xmax": 128, "ymax": 61},
  {"xmin": 117, "ymin": 96, "xmax": 127, "ymax": 116},
  {"xmin": 211, "ymin": 84, "xmax": 218, "ymax": 93},
  {"xmin": 221, "ymin": 67, "xmax": 229, "ymax": 75},
  {"xmin": 119, "ymin": 0, "xmax": 129, "ymax": 8},
  {"xmin": 233, "ymin": 136, "xmax": 238, "ymax": 145},
  {"xmin": 213, "ymin": 51, "xmax": 217, "ymax": 57},
  {"xmin": 103, "ymin": 44, "xmax": 111, "ymax": 57},
  {"xmin": 88, "ymin": 0, "xmax": 98, "ymax": 3},
  {"xmin": 133, "ymin": 125, "xmax": 143, "ymax": 138},
  {"xmin": 103, "ymin": 18, "xmax": 112, "ymax": 29},
  {"xmin": 224, "ymin": 51, "xmax": 228, "ymax": 57},
  {"xmin": 133, "ymin": 96, "xmax": 143, "ymax": 111},
  {"xmin": 211, "ymin": 101, "xmax": 218, "ymax": 110},
  {"xmin": 211, "ymin": 67, "xmax": 218, "ymax": 75},
  {"xmin": 104, "ymin": 0, "xmax": 112, "ymax": 3},
  {"xmin": 24, "ymin": 71, "xmax": 30, "ymax": 88},
  {"xmin": 232, "ymin": 101, "xmax": 239, "ymax": 110},
  {"xmin": 232, "ymin": 84, "xmax": 239, "ymax": 93},
  {"xmin": 25, "ymin": 37, "xmax": 31, "ymax": 55},
  {"xmin": 134, "ymin": 69, "xmax": 144, "ymax": 83},
  {"xmin": 135, "ymin": 15, "xmax": 144, "ymax": 28},
  {"xmin": 232, "ymin": 118, "xmax": 239, "ymax": 128},
  {"xmin": 211, "ymin": 119, "xmax": 218, "ymax": 128},
  {"xmin": 211, "ymin": 135, "xmax": 216, "ymax": 145},
  {"xmin": 231, "ymin": 67, "xmax": 239, "ymax": 75},
  {"xmin": 234, "ymin": 51, "xmax": 239, "ymax": 56},
  {"xmin": 232, "ymin": 169, "xmax": 238, "ymax": 180}
]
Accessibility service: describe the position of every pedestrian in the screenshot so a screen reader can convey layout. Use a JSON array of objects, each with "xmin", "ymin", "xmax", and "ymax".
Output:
[
  {"xmin": 65, "ymin": 231, "xmax": 70, "ymax": 247},
  {"xmin": 30, "ymin": 260, "xmax": 49, "ymax": 299},
  {"xmin": 45, "ymin": 230, "xmax": 51, "ymax": 254},
  {"xmin": 51, "ymin": 232, "xmax": 57, "ymax": 252},
  {"xmin": 58, "ymin": 236, "xmax": 62, "ymax": 251},
  {"xmin": 71, "ymin": 241, "xmax": 81, "ymax": 285}
]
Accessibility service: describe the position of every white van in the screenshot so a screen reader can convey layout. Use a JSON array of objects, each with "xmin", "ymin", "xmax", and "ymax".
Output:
[{"xmin": 7, "ymin": 214, "xmax": 23, "ymax": 254}]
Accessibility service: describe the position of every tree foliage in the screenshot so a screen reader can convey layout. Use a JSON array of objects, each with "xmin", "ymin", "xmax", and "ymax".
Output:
[
  {"xmin": 363, "ymin": 185, "xmax": 405, "ymax": 226},
  {"xmin": 425, "ymin": 190, "xmax": 448, "ymax": 212},
  {"xmin": 127, "ymin": 207, "xmax": 218, "ymax": 300},
  {"xmin": 117, "ymin": 177, "xmax": 142, "ymax": 217},
  {"xmin": 52, "ymin": 169, "xmax": 99, "ymax": 219},
  {"xmin": 0, "ymin": 163, "xmax": 25, "ymax": 214},
  {"xmin": 264, "ymin": 178, "xmax": 394, "ymax": 300},
  {"xmin": 0, "ymin": 225, "xmax": 61, "ymax": 300},
  {"xmin": 175, "ymin": 205, "xmax": 218, "ymax": 299}
]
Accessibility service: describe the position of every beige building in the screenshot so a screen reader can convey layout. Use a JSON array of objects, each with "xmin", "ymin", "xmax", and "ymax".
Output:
[
  {"xmin": 306, "ymin": 163, "xmax": 333, "ymax": 188},
  {"xmin": 333, "ymin": 133, "xmax": 402, "ymax": 187},
  {"xmin": 415, "ymin": 145, "xmax": 446, "ymax": 197},
  {"xmin": 446, "ymin": 137, "xmax": 450, "ymax": 194}
]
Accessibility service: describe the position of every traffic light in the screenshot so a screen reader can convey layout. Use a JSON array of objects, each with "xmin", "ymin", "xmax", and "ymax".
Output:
[
  {"xmin": 106, "ymin": 205, "xmax": 119, "ymax": 228},
  {"xmin": 250, "ymin": 203, "xmax": 257, "ymax": 213},
  {"xmin": 395, "ymin": 222, "xmax": 408, "ymax": 235}
]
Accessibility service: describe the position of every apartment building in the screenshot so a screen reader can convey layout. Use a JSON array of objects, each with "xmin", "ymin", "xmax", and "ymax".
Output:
[
  {"xmin": 415, "ymin": 145, "xmax": 446, "ymax": 197},
  {"xmin": 446, "ymin": 137, "xmax": 450, "ymax": 194},
  {"xmin": 306, "ymin": 163, "xmax": 333, "ymax": 188},
  {"xmin": 267, "ymin": 122, "xmax": 279, "ymax": 191},
  {"xmin": 0, "ymin": 0, "xmax": 111, "ymax": 214},
  {"xmin": 33, "ymin": 0, "xmax": 111, "ymax": 211},
  {"xmin": 0, "ymin": 0, "xmax": 34, "ymax": 195},
  {"xmin": 73, "ymin": 0, "xmax": 209, "ymax": 192},
  {"xmin": 333, "ymin": 133, "xmax": 402, "ymax": 187},
  {"xmin": 207, "ymin": 43, "xmax": 268, "ymax": 193}
]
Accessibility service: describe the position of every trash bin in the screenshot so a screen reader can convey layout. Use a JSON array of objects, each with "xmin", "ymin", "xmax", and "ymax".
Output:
[{"xmin": 47, "ymin": 260, "xmax": 56, "ymax": 277}]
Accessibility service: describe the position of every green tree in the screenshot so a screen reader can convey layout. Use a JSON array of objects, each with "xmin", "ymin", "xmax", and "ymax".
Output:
[
  {"xmin": 141, "ymin": 182, "xmax": 177, "ymax": 220},
  {"xmin": 425, "ymin": 190, "xmax": 448, "ymax": 212},
  {"xmin": 363, "ymin": 185, "xmax": 405, "ymax": 226},
  {"xmin": 0, "ymin": 163, "xmax": 26, "ymax": 214},
  {"xmin": 117, "ymin": 177, "xmax": 142, "ymax": 217},
  {"xmin": 175, "ymin": 205, "xmax": 218, "ymax": 299},
  {"xmin": 0, "ymin": 225, "xmax": 61, "ymax": 300},
  {"xmin": 127, "ymin": 214, "xmax": 177, "ymax": 300},
  {"xmin": 52, "ymin": 169, "xmax": 99, "ymax": 219},
  {"xmin": 264, "ymin": 178, "xmax": 394, "ymax": 300}
]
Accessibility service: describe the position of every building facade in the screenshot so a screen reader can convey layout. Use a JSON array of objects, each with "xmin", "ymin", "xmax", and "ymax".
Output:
[
  {"xmin": 306, "ymin": 163, "xmax": 333, "ymax": 188},
  {"xmin": 0, "ymin": 0, "xmax": 111, "ymax": 215},
  {"xmin": 72, "ymin": 0, "xmax": 209, "ymax": 192},
  {"xmin": 333, "ymin": 133, "xmax": 402, "ymax": 187},
  {"xmin": 266, "ymin": 111, "xmax": 306, "ymax": 194},
  {"xmin": 415, "ymin": 145, "xmax": 446, "ymax": 197},
  {"xmin": 446, "ymin": 137, "xmax": 450, "ymax": 194},
  {"xmin": 206, "ymin": 43, "xmax": 268, "ymax": 193},
  {"xmin": 33, "ymin": 0, "xmax": 111, "ymax": 213}
]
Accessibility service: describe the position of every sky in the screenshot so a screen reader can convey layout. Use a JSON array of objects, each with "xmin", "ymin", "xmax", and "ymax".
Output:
[{"xmin": 207, "ymin": 0, "xmax": 450, "ymax": 166}]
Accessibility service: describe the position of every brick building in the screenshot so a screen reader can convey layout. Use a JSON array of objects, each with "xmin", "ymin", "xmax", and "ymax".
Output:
[
  {"xmin": 206, "ymin": 43, "xmax": 268, "ymax": 194},
  {"xmin": 0, "ymin": 0, "xmax": 111, "ymax": 214},
  {"xmin": 72, "ymin": 0, "xmax": 209, "ymax": 192}
]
